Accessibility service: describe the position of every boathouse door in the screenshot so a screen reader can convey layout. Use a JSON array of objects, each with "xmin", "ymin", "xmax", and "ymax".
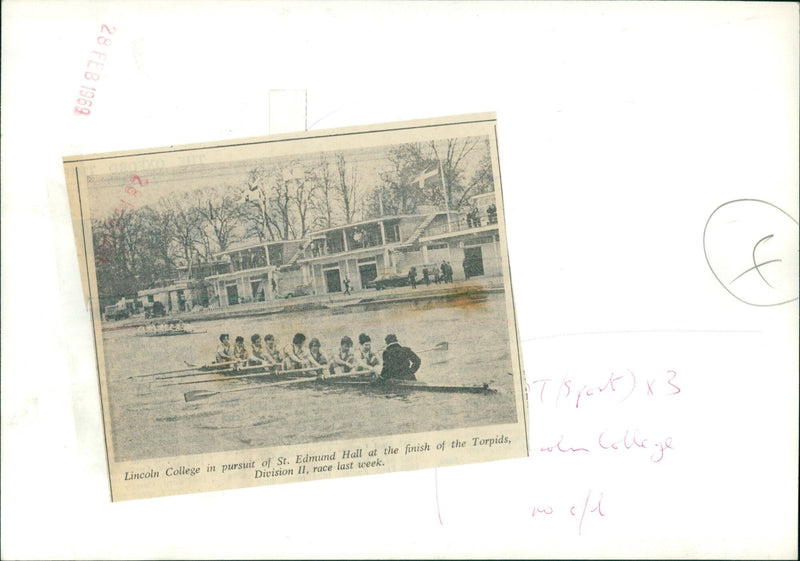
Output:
[
  {"xmin": 324, "ymin": 269, "xmax": 342, "ymax": 293},
  {"xmin": 358, "ymin": 263, "xmax": 378, "ymax": 289},
  {"xmin": 463, "ymin": 247, "xmax": 485, "ymax": 277},
  {"xmin": 226, "ymin": 284, "xmax": 239, "ymax": 305}
]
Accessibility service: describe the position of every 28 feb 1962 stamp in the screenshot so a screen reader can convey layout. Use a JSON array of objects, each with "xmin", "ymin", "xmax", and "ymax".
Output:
[{"xmin": 63, "ymin": 113, "xmax": 529, "ymax": 501}]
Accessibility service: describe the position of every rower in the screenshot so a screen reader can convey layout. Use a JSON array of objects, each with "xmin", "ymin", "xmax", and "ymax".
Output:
[
  {"xmin": 250, "ymin": 334, "xmax": 268, "ymax": 366},
  {"xmin": 308, "ymin": 338, "xmax": 328, "ymax": 375},
  {"xmin": 379, "ymin": 334, "xmax": 421, "ymax": 381},
  {"xmin": 283, "ymin": 333, "xmax": 318, "ymax": 370},
  {"xmin": 263, "ymin": 334, "xmax": 282, "ymax": 366},
  {"xmin": 233, "ymin": 336, "xmax": 250, "ymax": 363},
  {"xmin": 329, "ymin": 335, "xmax": 355, "ymax": 375},
  {"xmin": 215, "ymin": 334, "xmax": 233, "ymax": 363},
  {"xmin": 355, "ymin": 333, "xmax": 380, "ymax": 373}
]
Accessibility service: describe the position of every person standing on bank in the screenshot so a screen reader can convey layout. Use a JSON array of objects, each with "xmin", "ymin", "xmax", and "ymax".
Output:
[
  {"xmin": 408, "ymin": 266, "xmax": 417, "ymax": 289},
  {"xmin": 379, "ymin": 334, "xmax": 421, "ymax": 381}
]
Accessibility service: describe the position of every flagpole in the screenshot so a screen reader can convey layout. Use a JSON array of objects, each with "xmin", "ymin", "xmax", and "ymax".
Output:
[{"xmin": 439, "ymin": 159, "xmax": 452, "ymax": 232}]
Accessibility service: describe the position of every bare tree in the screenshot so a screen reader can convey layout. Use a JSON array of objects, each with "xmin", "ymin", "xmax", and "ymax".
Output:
[
  {"xmin": 289, "ymin": 163, "xmax": 319, "ymax": 237},
  {"xmin": 274, "ymin": 168, "xmax": 295, "ymax": 240},
  {"xmin": 93, "ymin": 207, "xmax": 172, "ymax": 302},
  {"xmin": 192, "ymin": 186, "xmax": 244, "ymax": 254},
  {"xmin": 243, "ymin": 165, "xmax": 282, "ymax": 241},
  {"xmin": 335, "ymin": 153, "xmax": 358, "ymax": 223},
  {"xmin": 160, "ymin": 193, "xmax": 203, "ymax": 265},
  {"xmin": 429, "ymin": 137, "xmax": 481, "ymax": 210},
  {"xmin": 456, "ymin": 138, "xmax": 494, "ymax": 208},
  {"xmin": 311, "ymin": 154, "xmax": 337, "ymax": 228},
  {"xmin": 387, "ymin": 143, "xmax": 427, "ymax": 212}
]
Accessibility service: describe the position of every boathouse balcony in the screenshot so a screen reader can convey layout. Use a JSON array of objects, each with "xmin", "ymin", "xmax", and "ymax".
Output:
[
  {"xmin": 299, "ymin": 217, "xmax": 413, "ymax": 260},
  {"xmin": 215, "ymin": 239, "xmax": 302, "ymax": 272}
]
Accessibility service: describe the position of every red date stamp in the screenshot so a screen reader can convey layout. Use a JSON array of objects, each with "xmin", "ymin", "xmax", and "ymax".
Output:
[{"xmin": 73, "ymin": 24, "xmax": 116, "ymax": 116}]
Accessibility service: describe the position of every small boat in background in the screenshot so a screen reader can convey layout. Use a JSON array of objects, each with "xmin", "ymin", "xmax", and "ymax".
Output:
[{"xmin": 135, "ymin": 321, "xmax": 207, "ymax": 337}]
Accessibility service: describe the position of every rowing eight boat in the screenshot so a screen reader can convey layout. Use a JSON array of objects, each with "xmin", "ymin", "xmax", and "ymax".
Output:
[
  {"xmin": 183, "ymin": 373, "xmax": 496, "ymax": 401},
  {"xmin": 310, "ymin": 376, "xmax": 497, "ymax": 394}
]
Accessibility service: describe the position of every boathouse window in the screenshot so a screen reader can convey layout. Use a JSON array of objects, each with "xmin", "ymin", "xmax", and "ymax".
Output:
[
  {"xmin": 383, "ymin": 220, "xmax": 400, "ymax": 243},
  {"xmin": 325, "ymin": 231, "xmax": 345, "ymax": 254},
  {"xmin": 268, "ymin": 245, "xmax": 283, "ymax": 267}
]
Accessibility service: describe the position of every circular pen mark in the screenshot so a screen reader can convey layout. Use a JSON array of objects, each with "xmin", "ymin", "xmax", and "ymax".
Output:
[{"xmin": 703, "ymin": 199, "xmax": 798, "ymax": 307}]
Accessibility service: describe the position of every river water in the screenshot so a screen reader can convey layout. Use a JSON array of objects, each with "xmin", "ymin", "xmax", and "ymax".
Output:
[{"xmin": 104, "ymin": 291, "xmax": 519, "ymax": 462}]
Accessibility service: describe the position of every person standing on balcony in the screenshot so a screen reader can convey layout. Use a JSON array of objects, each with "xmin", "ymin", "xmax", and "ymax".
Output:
[
  {"xmin": 422, "ymin": 267, "xmax": 430, "ymax": 286},
  {"xmin": 353, "ymin": 228, "xmax": 364, "ymax": 248},
  {"xmin": 472, "ymin": 205, "xmax": 482, "ymax": 227},
  {"xmin": 344, "ymin": 276, "xmax": 352, "ymax": 296},
  {"xmin": 487, "ymin": 203, "xmax": 497, "ymax": 225},
  {"xmin": 408, "ymin": 266, "xmax": 417, "ymax": 289}
]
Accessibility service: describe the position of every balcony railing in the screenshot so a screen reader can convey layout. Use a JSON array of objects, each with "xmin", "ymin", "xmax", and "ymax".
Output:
[{"xmin": 420, "ymin": 212, "xmax": 498, "ymax": 237}]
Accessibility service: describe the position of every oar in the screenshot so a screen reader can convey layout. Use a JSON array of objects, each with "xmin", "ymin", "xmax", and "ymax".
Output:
[
  {"xmin": 155, "ymin": 362, "xmax": 252, "ymax": 381},
  {"xmin": 184, "ymin": 371, "xmax": 378, "ymax": 402},
  {"xmin": 127, "ymin": 363, "xmax": 217, "ymax": 380},
  {"xmin": 156, "ymin": 359, "xmax": 305, "ymax": 381},
  {"xmin": 184, "ymin": 375, "xmax": 319, "ymax": 402},
  {"xmin": 160, "ymin": 365, "xmax": 322, "ymax": 387},
  {"xmin": 375, "ymin": 341, "xmax": 448, "ymax": 353},
  {"xmin": 420, "ymin": 341, "xmax": 448, "ymax": 353}
]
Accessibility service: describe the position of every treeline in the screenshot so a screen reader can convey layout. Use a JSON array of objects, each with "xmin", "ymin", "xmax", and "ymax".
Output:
[{"xmin": 93, "ymin": 137, "xmax": 494, "ymax": 303}]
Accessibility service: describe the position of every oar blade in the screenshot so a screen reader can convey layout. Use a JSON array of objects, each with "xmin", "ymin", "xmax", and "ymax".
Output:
[
  {"xmin": 434, "ymin": 341, "xmax": 449, "ymax": 351},
  {"xmin": 184, "ymin": 390, "xmax": 219, "ymax": 403}
]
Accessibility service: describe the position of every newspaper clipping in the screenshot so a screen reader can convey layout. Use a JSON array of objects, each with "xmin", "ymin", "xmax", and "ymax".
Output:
[{"xmin": 63, "ymin": 113, "xmax": 529, "ymax": 501}]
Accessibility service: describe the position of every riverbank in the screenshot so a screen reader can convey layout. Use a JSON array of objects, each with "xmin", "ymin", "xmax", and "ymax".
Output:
[{"xmin": 102, "ymin": 277, "xmax": 507, "ymax": 330}]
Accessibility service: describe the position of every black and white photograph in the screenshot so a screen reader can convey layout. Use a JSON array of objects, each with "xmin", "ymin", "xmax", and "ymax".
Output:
[{"xmin": 64, "ymin": 114, "xmax": 528, "ymax": 499}]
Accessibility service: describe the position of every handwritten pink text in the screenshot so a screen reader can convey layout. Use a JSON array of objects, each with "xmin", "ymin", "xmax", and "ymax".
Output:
[
  {"xmin": 535, "ymin": 430, "xmax": 674, "ymax": 463},
  {"xmin": 531, "ymin": 489, "xmax": 606, "ymax": 536},
  {"xmin": 527, "ymin": 369, "xmax": 681, "ymax": 409}
]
